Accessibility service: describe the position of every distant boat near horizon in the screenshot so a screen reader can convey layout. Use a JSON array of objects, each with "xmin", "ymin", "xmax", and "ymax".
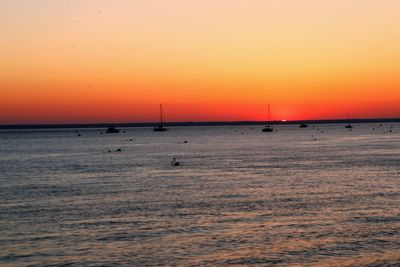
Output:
[
  {"xmin": 345, "ymin": 113, "xmax": 353, "ymax": 129},
  {"xmin": 153, "ymin": 104, "xmax": 168, "ymax": 132},
  {"xmin": 262, "ymin": 104, "xmax": 274, "ymax": 132},
  {"xmin": 105, "ymin": 126, "xmax": 120, "ymax": 133},
  {"xmin": 299, "ymin": 123, "xmax": 309, "ymax": 128}
]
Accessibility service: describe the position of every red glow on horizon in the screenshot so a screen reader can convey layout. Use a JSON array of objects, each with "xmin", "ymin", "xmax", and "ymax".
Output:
[{"xmin": 1, "ymin": 101, "xmax": 399, "ymax": 125}]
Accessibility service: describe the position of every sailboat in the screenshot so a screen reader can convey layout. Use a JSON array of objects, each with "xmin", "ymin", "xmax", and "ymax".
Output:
[
  {"xmin": 345, "ymin": 113, "xmax": 353, "ymax": 129},
  {"xmin": 153, "ymin": 104, "xmax": 168, "ymax": 132},
  {"xmin": 262, "ymin": 104, "xmax": 274, "ymax": 132}
]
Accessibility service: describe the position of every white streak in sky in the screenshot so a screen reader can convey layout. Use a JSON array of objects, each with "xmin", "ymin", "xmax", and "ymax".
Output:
[{"xmin": 70, "ymin": 16, "xmax": 85, "ymax": 21}]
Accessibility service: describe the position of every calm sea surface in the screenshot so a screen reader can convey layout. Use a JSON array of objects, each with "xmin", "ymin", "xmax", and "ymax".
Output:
[{"xmin": 1, "ymin": 124, "xmax": 400, "ymax": 266}]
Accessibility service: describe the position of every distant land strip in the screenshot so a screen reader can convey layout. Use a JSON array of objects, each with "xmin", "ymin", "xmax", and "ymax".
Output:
[{"xmin": 1, "ymin": 118, "xmax": 400, "ymax": 130}]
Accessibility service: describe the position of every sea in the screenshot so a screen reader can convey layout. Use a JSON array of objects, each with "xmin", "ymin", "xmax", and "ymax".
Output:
[{"xmin": 1, "ymin": 123, "xmax": 400, "ymax": 266}]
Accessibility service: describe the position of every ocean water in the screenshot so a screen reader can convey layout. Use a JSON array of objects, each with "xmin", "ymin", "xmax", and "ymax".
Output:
[{"xmin": 1, "ymin": 124, "xmax": 400, "ymax": 266}]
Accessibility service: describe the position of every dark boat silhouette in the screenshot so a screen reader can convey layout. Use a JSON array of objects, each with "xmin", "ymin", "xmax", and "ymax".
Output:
[
  {"xmin": 153, "ymin": 104, "xmax": 168, "ymax": 132},
  {"xmin": 106, "ymin": 126, "xmax": 120, "ymax": 133},
  {"xmin": 262, "ymin": 125, "xmax": 273, "ymax": 132},
  {"xmin": 262, "ymin": 104, "xmax": 274, "ymax": 132},
  {"xmin": 299, "ymin": 123, "xmax": 308, "ymax": 128},
  {"xmin": 345, "ymin": 113, "xmax": 353, "ymax": 129}
]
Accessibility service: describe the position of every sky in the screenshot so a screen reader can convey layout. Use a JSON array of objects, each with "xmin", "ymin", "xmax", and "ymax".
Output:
[{"xmin": 1, "ymin": 0, "xmax": 400, "ymax": 124}]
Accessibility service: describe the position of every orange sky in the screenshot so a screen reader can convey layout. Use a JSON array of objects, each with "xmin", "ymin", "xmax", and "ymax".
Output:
[{"xmin": 1, "ymin": 0, "xmax": 400, "ymax": 124}]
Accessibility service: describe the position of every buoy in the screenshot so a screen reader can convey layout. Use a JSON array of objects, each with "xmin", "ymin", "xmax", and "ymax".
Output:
[{"xmin": 171, "ymin": 157, "xmax": 180, "ymax": 166}]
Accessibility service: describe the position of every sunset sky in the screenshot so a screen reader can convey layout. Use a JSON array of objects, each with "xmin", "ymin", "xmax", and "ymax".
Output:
[{"xmin": 1, "ymin": 0, "xmax": 400, "ymax": 124}]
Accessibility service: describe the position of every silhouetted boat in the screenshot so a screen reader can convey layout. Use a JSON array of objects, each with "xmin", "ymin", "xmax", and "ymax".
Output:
[
  {"xmin": 262, "ymin": 125, "xmax": 273, "ymax": 132},
  {"xmin": 106, "ymin": 126, "xmax": 120, "ymax": 133},
  {"xmin": 299, "ymin": 123, "xmax": 308, "ymax": 128},
  {"xmin": 345, "ymin": 113, "xmax": 353, "ymax": 129},
  {"xmin": 262, "ymin": 104, "xmax": 274, "ymax": 132},
  {"xmin": 153, "ymin": 104, "xmax": 168, "ymax": 132}
]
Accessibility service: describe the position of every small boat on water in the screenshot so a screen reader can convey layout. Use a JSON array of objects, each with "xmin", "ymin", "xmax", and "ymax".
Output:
[
  {"xmin": 153, "ymin": 104, "xmax": 168, "ymax": 132},
  {"xmin": 153, "ymin": 125, "xmax": 168, "ymax": 132},
  {"xmin": 106, "ymin": 126, "xmax": 120, "ymax": 133},
  {"xmin": 345, "ymin": 113, "xmax": 353, "ymax": 129},
  {"xmin": 299, "ymin": 123, "xmax": 308, "ymax": 128},
  {"xmin": 262, "ymin": 125, "xmax": 273, "ymax": 132},
  {"xmin": 262, "ymin": 104, "xmax": 274, "ymax": 132}
]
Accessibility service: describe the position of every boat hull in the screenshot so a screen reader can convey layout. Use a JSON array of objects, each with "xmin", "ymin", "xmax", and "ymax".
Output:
[
  {"xmin": 262, "ymin": 127, "xmax": 274, "ymax": 132},
  {"xmin": 153, "ymin": 127, "xmax": 168, "ymax": 132}
]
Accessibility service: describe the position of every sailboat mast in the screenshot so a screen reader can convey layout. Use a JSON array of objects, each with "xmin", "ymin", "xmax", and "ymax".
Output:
[
  {"xmin": 262, "ymin": 104, "xmax": 274, "ymax": 132},
  {"xmin": 160, "ymin": 104, "xmax": 163, "ymax": 127}
]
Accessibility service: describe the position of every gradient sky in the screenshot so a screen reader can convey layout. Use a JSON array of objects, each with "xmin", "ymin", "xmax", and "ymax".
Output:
[{"xmin": 1, "ymin": 0, "xmax": 400, "ymax": 124}]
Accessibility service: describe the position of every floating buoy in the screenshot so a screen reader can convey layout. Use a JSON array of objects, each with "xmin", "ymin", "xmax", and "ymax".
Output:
[{"xmin": 171, "ymin": 157, "xmax": 180, "ymax": 166}]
